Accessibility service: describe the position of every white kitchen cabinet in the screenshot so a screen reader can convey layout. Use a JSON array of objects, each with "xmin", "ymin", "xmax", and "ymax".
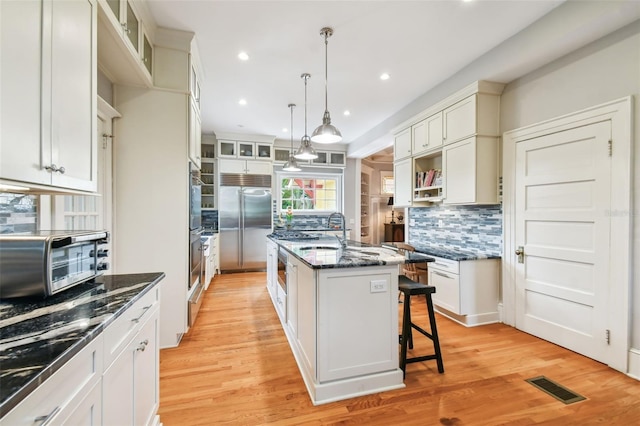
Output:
[
  {"xmin": 310, "ymin": 150, "xmax": 346, "ymax": 167},
  {"xmin": 219, "ymin": 159, "xmax": 272, "ymax": 175},
  {"xmin": 429, "ymin": 256, "xmax": 499, "ymax": 327},
  {"xmin": 203, "ymin": 234, "xmax": 219, "ymax": 290},
  {"xmin": 97, "ymin": 0, "xmax": 152, "ymax": 86},
  {"xmin": 218, "ymin": 140, "xmax": 273, "ymax": 160},
  {"xmin": 413, "ymin": 151, "xmax": 443, "ymax": 203},
  {"xmin": 103, "ymin": 290, "xmax": 160, "ymax": 426},
  {"xmin": 412, "ymin": 112, "xmax": 443, "ymax": 156},
  {"xmin": 189, "ymin": 96, "xmax": 202, "ymax": 168},
  {"xmin": 442, "ymin": 93, "xmax": 501, "ymax": 145},
  {"xmin": 442, "ymin": 136, "xmax": 498, "ymax": 205},
  {"xmin": 0, "ymin": 335, "xmax": 104, "ymax": 426},
  {"xmin": 393, "ymin": 127, "xmax": 412, "ymax": 160},
  {"xmin": 274, "ymin": 147, "xmax": 292, "ymax": 163},
  {"xmin": 266, "ymin": 239, "xmax": 278, "ymax": 299},
  {"xmin": 0, "ymin": 0, "xmax": 98, "ymax": 193},
  {"xmin": 393, "ymin": 158, "xmax": 413, "ymax": 207},
  {"xmin": 286, "ymin": 256, "xmax": 299, "ymax": 336}
]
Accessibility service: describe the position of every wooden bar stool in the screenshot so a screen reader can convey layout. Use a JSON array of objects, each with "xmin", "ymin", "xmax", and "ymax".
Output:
[{"xmin": 399, "ymin": 275, "xmax": 444, "ymax": 377}]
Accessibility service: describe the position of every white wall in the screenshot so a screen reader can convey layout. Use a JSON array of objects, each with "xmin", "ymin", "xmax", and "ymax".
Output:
[{"xmin": 500, "ymin": 21, "xmax": 640, "ymax": 350}]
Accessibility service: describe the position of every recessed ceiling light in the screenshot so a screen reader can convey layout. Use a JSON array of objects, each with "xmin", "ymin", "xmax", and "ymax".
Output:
[
  {"xmin": 343, "ymin": 110, "xmax": 351, "ymax": 116},
  {"xmin": 238, "ymin": 98, "xmax": 247, "ymax": 106},
  {"xmin": 380, "ymin": 73, "xmax": 390, "ymax": 81},
  {"xmin": 238, "ymin": 51, "xmax": 249, "ymax": 61},
  {"xmin": 282, "ymin": 128, "xmax": 288, "ymax": 133}
]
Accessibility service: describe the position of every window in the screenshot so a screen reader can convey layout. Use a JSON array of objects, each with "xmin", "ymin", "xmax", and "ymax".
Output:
[
  {"xmin": 381, "ymin": 171, "xmax": 394, "ymax": 195},
  {"xmin": 277, "ymin": 172, "xmax": 342, "ymax": 213}
]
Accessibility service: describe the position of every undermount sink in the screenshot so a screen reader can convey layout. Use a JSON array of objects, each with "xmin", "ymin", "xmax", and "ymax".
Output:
[{"xmin": 299, "ymin": 246, "xmax": 339, "ymax": 251}]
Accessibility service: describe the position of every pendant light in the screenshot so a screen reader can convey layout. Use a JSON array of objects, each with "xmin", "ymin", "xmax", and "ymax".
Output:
[
  {"xmin": 282, "ymin": 104, "xmax": 301, "ymax": 172},
  {"xmin": 311, "ymin": 27, "xmax": 342, "ymax": 144},
  {"xmin": 294, "ymin": 73, "xmax": 318, "ymax": 160}
]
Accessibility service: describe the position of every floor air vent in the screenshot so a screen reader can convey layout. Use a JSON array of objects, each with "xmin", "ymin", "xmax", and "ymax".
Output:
[{"xmin": 525, "ymin": 376, "xmax": 586, "ymax": 404}]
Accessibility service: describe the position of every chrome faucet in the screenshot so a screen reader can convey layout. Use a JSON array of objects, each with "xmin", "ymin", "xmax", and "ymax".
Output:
[{"xmin": 327, "ymin": 212, "xmax": 347, "ymax": 249}]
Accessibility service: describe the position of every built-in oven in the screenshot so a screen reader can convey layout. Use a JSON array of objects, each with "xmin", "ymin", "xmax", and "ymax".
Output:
[{"xmin": 277, "ymin": 247, "xmax": 287, "ymax": 294}]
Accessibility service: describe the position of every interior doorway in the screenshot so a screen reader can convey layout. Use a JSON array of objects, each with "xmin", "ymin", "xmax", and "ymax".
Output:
[
  {"xmin": 361, "ymin": 146, "xmax": 394, "ymax": 245},
  {"xmin": 503, "ymin": 97, "xmax": 632, "ymax": 373}
]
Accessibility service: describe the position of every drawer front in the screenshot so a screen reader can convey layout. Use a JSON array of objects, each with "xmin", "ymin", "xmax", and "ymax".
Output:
[
  {"xmin": 430, "ymin": 268, "xmax": 461, "ymax": 314},
  {"xmin": 428, "ymin": 256, "xmax": 459, "ymax": 274},
  {"xmin": 103, "ymin": 285, "xmax": 159, "ymax": 369},
  {"xmin": 2, "ymin": 335, "xmax": 103, "ymax": 426}
]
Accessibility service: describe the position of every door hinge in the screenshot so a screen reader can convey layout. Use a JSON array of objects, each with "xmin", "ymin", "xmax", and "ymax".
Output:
[
  {"xmin": 102, "ymin": 133, "xmax": 113, "ymax": 149},
  {"xmin": 606, "ymin": 329, "xmax": 610, "ymax": 345},
  {"xmin": 608, "ymin": 139, "xmax": 612, "ymax": 157}
]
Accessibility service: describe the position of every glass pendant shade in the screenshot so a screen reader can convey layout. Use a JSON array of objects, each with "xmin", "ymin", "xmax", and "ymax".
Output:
[
  {"xmin": 283, "ymin": 103, "xmax": 301, "ymax": 171},
  {"xmin": 311, "ymin": 27, "xmax": 342, "ymax": 144},
  {"xmin": 294, "ymin": 73, "xmax": 318, "ymax": 160}
]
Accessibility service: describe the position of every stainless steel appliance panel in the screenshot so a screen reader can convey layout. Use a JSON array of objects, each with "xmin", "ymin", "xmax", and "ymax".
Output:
[{"xmin": 219, "ymin": 174, "xmax": 272, "ymax": 272}]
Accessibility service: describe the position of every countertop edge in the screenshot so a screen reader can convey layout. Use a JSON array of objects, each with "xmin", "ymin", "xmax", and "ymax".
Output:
[{"xmin": 0, "ymin": 272, "xmax": 165, "ymax": 418}]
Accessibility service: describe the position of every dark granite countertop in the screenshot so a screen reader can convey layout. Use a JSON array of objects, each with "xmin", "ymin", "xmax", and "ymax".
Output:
[
  {"xmin": 0, "ymin": 272, "xmax": 165, "ymax": 417},
  {"xmin": 406, "ymin": 243, "xmax": 501, "ymax": 261},
  {"xmin": 269, "ymin": 235, "xmax": 434, "ymax": 269}
]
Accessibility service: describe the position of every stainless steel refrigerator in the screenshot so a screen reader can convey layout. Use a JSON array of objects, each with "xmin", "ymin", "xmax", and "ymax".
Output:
[{"xmin": 219, "ymin": 174, "xmax": 272, "ymax": 272}]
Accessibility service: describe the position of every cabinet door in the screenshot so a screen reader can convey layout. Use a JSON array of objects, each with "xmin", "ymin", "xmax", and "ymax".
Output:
[
  {"xmin": 58, "ymin": 380, "xmax": 102, "ymax": 426},
  {"xmin": 287, "ymin": 260, "xmax": 298, "ymax": 336},
  {"xmin": 134, "ymin": 309, "xmax": 159, "ymax": 426},
  {"xmin": 124, "ymin": 0, "xmax": 139, "ymax": 53},
  {"xmin": 218, "ymin": 140, "xmax": 237, "ymax": 157},
  {"xmin": 393, "ymin": 158, "xmax": 412, "ymax": 207},
  {"xmin": 50, "ymin": 0, "xmax": 97, "ymax": 192},
  {"xmin": 274, "ymin": 148, "xmax": 291, "ymax": 163},
  {"xmin": 103, "ymin": 340, "xmax": 135, "ymax": 425},
  {"xmin": 443, "ymin": 95, "xmax": 476, "ymax": 145},
  {"xmin": 0, "ymin": 0, "xmax": 49, "ymax": 185},
  {"xmin": 393, "ymin": 128, "xmax": 412, "ymax": 160},
  {"xmin": 443, "ymin": 137, "xmax": 476, "ymax": 204},
  {"xmin": 238, "ymin": 142, "xmax": 255, "ymax": 158},
  {"xmin": 311, "ymin": 151, "xmax": 328, "ymax": 165},
  {"xmin": 218, "ymin": 159, "xmax": 245, "ymax": 173},
  {"xmin": 245, "ymin": 160, "xmax": 272, "ymax": 175},
  {"xmin": 413, "ymin": 112, "xmax": 443, "ymax": 156},
  {"xmin": 141, "ymin": 26, "xmax": 153, "ymax": 76},
  {"xmin": 189, "ymin": 97, "xmax": 201, "ymax": 168},
  {"xmin": 256, "ymin": 143, "xmax": 272, "ymax": 160},
  {"xmin": 329, "ymin": 152, "xmax": 345, "ymax": 166},
  {"xmin": 429, "ymin": 268, "xmax": 461, "ymax": 314}
]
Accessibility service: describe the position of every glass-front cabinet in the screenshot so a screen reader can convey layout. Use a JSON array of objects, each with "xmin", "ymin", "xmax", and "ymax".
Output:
[{"xmin": 218, "ymin": 140, "xmax": 272, "ymax": 160}]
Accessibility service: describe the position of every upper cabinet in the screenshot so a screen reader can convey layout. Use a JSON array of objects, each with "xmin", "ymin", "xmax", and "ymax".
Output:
[
  {"xmin": 216, "ymin": 133, "xmax": 275, "ymax": 162},
  {"xmin": 0, "ymin": 0, "xmax": 98, "ymax": 193},
  {"xmin": 392, "ymin": 81, "xmax": 504, "ymax": 206},
  {"xmin": 97, "ymin": 0, "xmax": 154, "ymax": 87},
  {"xmin": 393, "ymin": 128, "xmax": 412, "ymax": 160}
]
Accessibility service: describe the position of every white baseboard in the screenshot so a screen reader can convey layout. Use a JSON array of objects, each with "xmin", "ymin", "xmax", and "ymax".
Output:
[{"xmin": 628, "ymin": 348, "xmax": 640, "ymax": 380}]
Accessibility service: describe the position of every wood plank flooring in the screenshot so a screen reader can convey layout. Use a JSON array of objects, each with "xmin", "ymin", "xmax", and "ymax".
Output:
[{"xmin": 159, "ymin": 272, "xmax": 640, "ymax": 425}]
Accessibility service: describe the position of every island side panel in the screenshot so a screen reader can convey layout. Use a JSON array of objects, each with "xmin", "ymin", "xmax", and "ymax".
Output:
[
  {"xmin": 317, "ymin": 266, "xmax": 399, "ymax": 382},
  {"xmin": 296, "ymin": 260, "xmax": 317, "ymax": 380}
]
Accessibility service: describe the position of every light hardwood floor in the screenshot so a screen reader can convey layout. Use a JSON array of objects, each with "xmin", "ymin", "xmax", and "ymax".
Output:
[{"xmin": 159, "ymin": 272, "xmax": 640, "ymax": 425}]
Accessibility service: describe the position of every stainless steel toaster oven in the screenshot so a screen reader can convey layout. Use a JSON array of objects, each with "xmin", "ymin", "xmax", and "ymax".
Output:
[{"xmin": 0, "ymin": 230, "xmax": 109, "ymax": 298}]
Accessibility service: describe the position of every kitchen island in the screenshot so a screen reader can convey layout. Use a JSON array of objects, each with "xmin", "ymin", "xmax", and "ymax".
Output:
[
  {"xmin": 0, "ymin": 272, "xmax": 164, "ymax": 424},
  {"xmin": 266, "ymin": 234, "xmax": 433, "ymax": 405}
]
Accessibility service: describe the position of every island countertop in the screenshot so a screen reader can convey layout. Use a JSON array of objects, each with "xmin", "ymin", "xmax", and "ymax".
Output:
[
  {"xmin": 0, "ymin": 272, "xmax": 165, "ymax": 417},
  {"xmin": 268, "ymin": 235, "xmax": 434, "ymax": 269}
]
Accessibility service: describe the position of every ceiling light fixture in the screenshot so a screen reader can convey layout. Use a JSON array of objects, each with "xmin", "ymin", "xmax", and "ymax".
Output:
[
  {"xmin": 380, "ymin": 73, "xmax": 390, "ymax": 80},
  {"xmin": 238, "ymin": 51, "xmax": 249, "ymax": 61},
  {"xmin": 238, "ymin": 98, "xmax": 247, "ymax": 106},
  {"xmin": 343, "ymin": 110, "xmax": 351, "ymax": 116},
  {"xmin": 311, "ymin": 27, "xmax": 342, "ymax": 144},
  {"xmin": 283, "ymin": 104, "xmax": 301, "ymax": 172},
  {"xmin": 295, "ymin": 73, "xmax": 318, "ymax": 160}
]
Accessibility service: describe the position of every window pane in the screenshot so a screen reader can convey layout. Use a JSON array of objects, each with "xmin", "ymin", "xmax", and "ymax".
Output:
[{"xmin": 279, "ymin": 174, "xmax": 340, "ymax": 213}]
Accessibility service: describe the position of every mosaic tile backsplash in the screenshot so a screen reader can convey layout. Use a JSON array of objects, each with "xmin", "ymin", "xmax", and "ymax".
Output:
[
  {"xmin": 0, "ymin": 193, "xmax": 38, "ymax": 234},
  {"xmin": 408, "ymin": 204, "xmax": 502, "ymax": 256}
]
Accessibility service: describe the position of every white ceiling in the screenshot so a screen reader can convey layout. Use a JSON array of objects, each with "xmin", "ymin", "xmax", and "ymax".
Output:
[{"xmin": 145, "ymin": 0, "xmax": 635, "ymax": 151}]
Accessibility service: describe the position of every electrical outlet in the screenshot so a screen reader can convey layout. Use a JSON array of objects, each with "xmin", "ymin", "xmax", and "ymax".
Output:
[
  {"xmin": 438, "ymin": 219, "xmax": 444, "ymax": 228},
  {"xmin": 370, "ymin": 280, "xmax": 387, "ymax": 293}
]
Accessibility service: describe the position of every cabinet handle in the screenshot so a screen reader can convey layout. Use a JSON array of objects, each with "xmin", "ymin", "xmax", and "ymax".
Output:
[
  {"xmin": 136, "ymin": 339, "xmax": 149, "ymax": 352},
  {"xmin": 433, "ymin": 271, "xmax": 452, "ymax": 279},
  {"xmin": 131, "ymin": 305, "xmax": 151, "ymax": 323},
  {"xmin": 35, "ymin": 406, "xmax": 61, "ymax": 426},
  {"xmin": 45, "ymin": 164, "xmax": 66, "ymax": 174},
  {"xmin": 121, "ymin": 23, "xmax": 131, "ymax": 34}
]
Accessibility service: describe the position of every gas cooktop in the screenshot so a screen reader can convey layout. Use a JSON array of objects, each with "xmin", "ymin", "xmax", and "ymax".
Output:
[{"xmin": 270, "ymin": 231, "xmax": 320, "ymax": 241}]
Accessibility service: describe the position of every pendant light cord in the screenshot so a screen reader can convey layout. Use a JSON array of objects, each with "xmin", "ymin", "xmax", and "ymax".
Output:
[
  {"xmin": 289, "ymin": 104, "xmax": 295, "ymax": 149},
  {"xmin": 323, "ymin": 30, "xmax": 329, "ymax": 113}
]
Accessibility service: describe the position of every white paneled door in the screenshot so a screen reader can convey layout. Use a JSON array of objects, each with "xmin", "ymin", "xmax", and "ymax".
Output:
[{"xmin": 514, "ymin": 121, "xmax": 611, "ymax": 364}]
